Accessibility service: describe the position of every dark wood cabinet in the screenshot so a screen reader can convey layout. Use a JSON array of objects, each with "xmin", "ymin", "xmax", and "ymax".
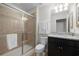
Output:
[
  {"xmin": 48, "ymin": 37, "xmax": 64, "ymax": 56},
  {"xmin": 48, "ymin": 37, "xmax": 79, "ymax": 56}
]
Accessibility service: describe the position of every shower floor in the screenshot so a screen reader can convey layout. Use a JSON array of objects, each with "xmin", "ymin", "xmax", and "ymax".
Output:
[{"xmin": 2, "ymin": 44, "xmax": 33, "ymax": 56}]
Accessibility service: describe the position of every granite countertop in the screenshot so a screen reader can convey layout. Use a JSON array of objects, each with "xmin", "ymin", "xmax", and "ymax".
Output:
[{"xmin": 48, "ymin": 33, "xmax": 79, "ymax": 40}]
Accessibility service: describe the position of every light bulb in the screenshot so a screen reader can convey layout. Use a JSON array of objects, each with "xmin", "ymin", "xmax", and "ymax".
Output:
[
  {"xmin": 55, "ymin": 9, "xmax": 58, "ymax": 13},
  {"xmin": 54, "ymin": 6, "xmax": 58, "ymax": 10},
  {"xmin": 59, "ymin": 8, "xmax": 63, "ymax": 12},
  {"xmin": 54, "ymin": 6, "xmax": 58, "ymax": 13},
  {"xmin": 64, "ymin": 6, "xmax": 68, "ymax": 10},
  {"xmin": 59, "ymin": 4, "xmax": 63, "ymax": 9}
]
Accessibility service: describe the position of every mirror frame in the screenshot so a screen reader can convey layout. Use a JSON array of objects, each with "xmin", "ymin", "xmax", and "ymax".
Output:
[{"xmin": 76, "ymin": 3, "xmax": 79, "ymax": 27}]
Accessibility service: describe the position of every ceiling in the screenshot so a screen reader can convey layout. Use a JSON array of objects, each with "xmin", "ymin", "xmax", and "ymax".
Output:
[
  {"xmin": 6, "ymin": 3, "xmax": 70, "ymax": 14},
  {"xmin": 7, "ymin": 3, "xmax": 41, "ymax": 13}
]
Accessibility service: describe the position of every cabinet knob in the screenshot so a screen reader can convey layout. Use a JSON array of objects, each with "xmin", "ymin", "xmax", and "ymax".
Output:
[{"xmin": 59, "ymin": 46, "xmax": 63, "ymax": 49}]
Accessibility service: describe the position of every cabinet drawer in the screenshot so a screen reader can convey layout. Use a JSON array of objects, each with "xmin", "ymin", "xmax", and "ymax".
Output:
[{"xmin": 64, "ymin": 39, "xmax": 75, "ymax": 47}]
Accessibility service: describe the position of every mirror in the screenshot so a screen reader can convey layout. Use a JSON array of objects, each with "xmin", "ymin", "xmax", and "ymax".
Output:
[{"xmin": 51, "ymin": 3, "xmax": 70, "ymax": 33}]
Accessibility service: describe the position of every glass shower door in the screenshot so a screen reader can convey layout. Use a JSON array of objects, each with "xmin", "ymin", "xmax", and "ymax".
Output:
[{"xmin": 22, "ymin": 14, "xmax": 36, "ymax": 55}]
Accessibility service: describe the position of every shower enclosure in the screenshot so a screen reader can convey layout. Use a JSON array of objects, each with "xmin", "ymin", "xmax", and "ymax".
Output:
[{"xmin": 0, "ymin": 4, "xmax": 36, "ymax": 56}]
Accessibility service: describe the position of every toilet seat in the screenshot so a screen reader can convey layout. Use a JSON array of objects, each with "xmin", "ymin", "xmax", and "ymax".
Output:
[
  {"xmin": 36, "ymin": 44, "xmax": 45, "ymax": 50},
  {"xmin": 35, "ymin": 44, "xmax": 45, "ymax": 53}
]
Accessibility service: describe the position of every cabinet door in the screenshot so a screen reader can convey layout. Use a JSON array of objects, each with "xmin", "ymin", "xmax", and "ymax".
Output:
[
  {"xmin": 74, "ymin": 48, "xmax": 79, "ymax": 56},
  {"xmin": 63, "ymin": 46, "xmax": 75, "ymax": 56},
  {"xmin": 48, "ymin": 46, "xmax": 60, "ymax": 56},
  {"xmin": 48, "ymin": 37, "xmax": 63, "ymax": 56},
  {"xmin": 63, "ymin": 40, "xmax": 75, "ymax": 56},
  {"xmin": 48, "ymin": 37, "xmax": 60, "ymax": 56},
  {"xmin": 74, "ymin": 40, "xmax": 79, "ymax": 56},
  {"xmin": 56, "ymin": 38, "xmax": 64, "ymax": 56}
]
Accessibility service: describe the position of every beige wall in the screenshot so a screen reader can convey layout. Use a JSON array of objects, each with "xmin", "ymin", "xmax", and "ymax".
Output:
[
  {"xmin": 0, "ymin": 4, "xmax": 24, "ymax": 34},
  {"xmin": 0, "ymin": 4, "xmax": 24, "ymax": 54}
]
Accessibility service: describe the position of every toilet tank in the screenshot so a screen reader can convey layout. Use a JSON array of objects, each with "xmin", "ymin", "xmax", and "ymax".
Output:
[{"xmin": 40, "ymin": 37, "xmax": 47, "ymax": 45}]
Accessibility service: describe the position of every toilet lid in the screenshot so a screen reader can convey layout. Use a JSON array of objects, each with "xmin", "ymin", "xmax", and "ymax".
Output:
[{"xmin": 35, "ymin": 44, "xmax": 45, "ymax": 50}]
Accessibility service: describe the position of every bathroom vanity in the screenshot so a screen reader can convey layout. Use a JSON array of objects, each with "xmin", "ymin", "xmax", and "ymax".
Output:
[{"xmin": 48, "ymin": 34, "xmax": 79, "ymax": 56}]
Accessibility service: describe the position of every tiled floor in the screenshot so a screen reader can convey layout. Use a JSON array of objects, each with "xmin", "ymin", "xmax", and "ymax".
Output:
[
  {"xmin": 2, "ymin": 44, "xmax": 32, "ymax": 56},
  {"xmin": 23, "ymin": 48, "xmax": 35, "ymax": 56}
]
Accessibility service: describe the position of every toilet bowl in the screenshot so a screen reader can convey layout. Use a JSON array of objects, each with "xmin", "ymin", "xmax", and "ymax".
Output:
[{"xmin": 35, "ymin": 37, "xmax": 47, "ymax": 56}]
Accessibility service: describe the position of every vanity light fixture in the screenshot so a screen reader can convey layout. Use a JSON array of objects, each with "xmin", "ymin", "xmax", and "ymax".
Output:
[{"xmin": 54, "ymin": 3, "xmax": 69, "ymax": 13}]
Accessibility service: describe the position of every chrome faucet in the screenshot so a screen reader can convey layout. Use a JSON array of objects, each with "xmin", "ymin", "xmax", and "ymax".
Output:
[{"xmin": 71, "ymin": 32, "xmax": 75, "ymax": 36}]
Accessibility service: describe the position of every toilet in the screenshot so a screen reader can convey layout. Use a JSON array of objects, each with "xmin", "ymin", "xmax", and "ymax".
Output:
[{"xmin": 35, "ymin": 37, "xmax": 47, "ymax": 56}]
